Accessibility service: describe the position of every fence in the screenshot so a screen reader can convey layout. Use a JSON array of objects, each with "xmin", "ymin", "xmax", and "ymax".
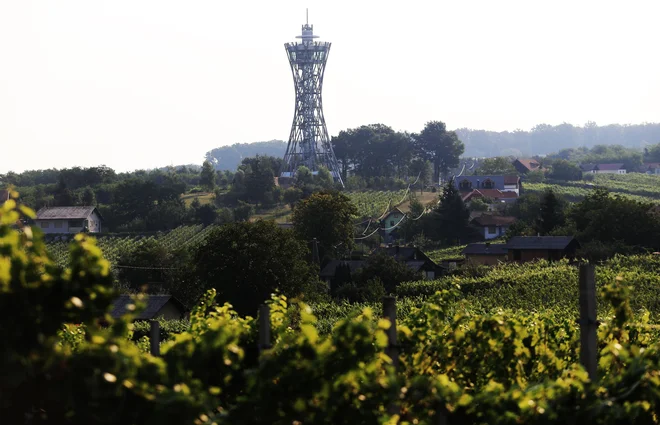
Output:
[{"xmin": 148, "ymin": 264, "xmax": 599, "ymax": 420}]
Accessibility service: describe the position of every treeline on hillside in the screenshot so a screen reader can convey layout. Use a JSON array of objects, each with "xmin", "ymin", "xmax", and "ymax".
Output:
[
  {"xmin": 202, "ymin": 122, "xmax": 660, "ymax": 172},
  {"xmin": 205, "ymin": 140, "xmax": 286, "ymax": 170},
  {"xmin": 0, "ymin": 165, "xmax": 236, "ymax": 232},
  {"xmin": 471, "ymin": 141, "xmax": 660, "ymax": 183},
  {"xmin": 457, "ymin": 121, "xmax": 660, "ymax": 157}
]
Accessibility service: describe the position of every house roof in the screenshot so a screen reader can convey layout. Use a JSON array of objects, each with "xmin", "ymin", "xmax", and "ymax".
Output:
[
  {"xmin": 382, "ymin": 207, "xmax": 405, "ymax": 219},
  {"xmin": 462, "ymin": 243, "xmax": 508, "ymax": 256},
  {"xmin": 277, "ymin": 222, "xmax": 294, "ymax": 230},
  {"xmin": 506, "ymin": 236, "xmax": 577, "ymax": 250},
  {"xmin": 110, "ymin": 294, "xmax": 185, "ymax": 320},
  {"xmin": 514, "ymin": 158, "xmax": 542, "ymax": 172},
  {"xmin": 319, "ymin": 260, "xmax": 366, "ymax": 278},
  {"xmin": 462, "ymin": 189, "xmax": 518, "ymax": 202},
  {"xmin": 456, "ymin": 175, "xmax": 509, "ymax": 190},
  {"xmin": 644, "ymin": 162, "xmax": 660, "ymax": 169},
  {"xmin": 503, "ymin": 175, "xmax": 520, "ymax": 185},
  {"xmin": 405, "ymin": 260, "xmax": 428, "ymax": 272},
  {"xmin": 579, "ymin": 163, "xmax": 596, "ymax": 171},
  {"xmin": 36, "ymin": 206, "xmax": 100, "ymax": 220},
  {"xmin": 596, "ymin": 163, "xmax": 625, "ymax": 171},
  {"xmin": 472, "ymin": 215, "xmax": 517, "ymax": 227}
]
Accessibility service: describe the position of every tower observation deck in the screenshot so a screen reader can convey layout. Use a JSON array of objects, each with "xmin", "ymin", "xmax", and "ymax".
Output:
[{"xmin": 280, "ymin": 13, "xmax": 344, "ymax": 186}]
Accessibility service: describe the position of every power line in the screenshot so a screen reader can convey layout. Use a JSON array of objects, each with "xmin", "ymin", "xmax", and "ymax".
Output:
[{"xmin": 112, "ymin": 265, "xmax": 179, "ymax": 270}]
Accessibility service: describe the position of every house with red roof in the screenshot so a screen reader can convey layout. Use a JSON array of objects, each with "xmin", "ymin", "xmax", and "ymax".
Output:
[
  {"xmin": 461, "ymin": 189, "xmax": 518, "ymax": 204},
  {"xmin": 512, "ymin": 158, "xmax": 545, "ymax": 174}
]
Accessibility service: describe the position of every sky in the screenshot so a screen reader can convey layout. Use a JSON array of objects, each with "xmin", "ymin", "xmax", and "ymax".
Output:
[{"xmin": 1, "ymin": 1, "xmax": 659, "ymax": 173}]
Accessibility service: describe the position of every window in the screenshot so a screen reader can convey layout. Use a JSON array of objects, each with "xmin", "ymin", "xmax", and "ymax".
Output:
[
  {"xmin": 513, "ymin": 250, "xmax": 521, "ymax": 261},
  {"xmin": 459, "ymin": 180, "xmax": 472, "ymax": 190},
  {"xmin": 488, "ymin": 226, "xmax": 497, "ymax": 234},
  {"xmin": 390, "ymin": 220, "xmax": 395, "ymax": 226},
  {"xmin": 54, "ymin": 221, "xmax": 62, "ymax": 229},
  {"xmin": 68, "ymin": 219, "xmax": 84, "ymax": 228},
  {"xmin": 483, "ymin": 179, "xmax": 494, "ymax": 189},
  {"xmin": 40, "ymin": 221, "xmax": 49, "ymax": 229}
]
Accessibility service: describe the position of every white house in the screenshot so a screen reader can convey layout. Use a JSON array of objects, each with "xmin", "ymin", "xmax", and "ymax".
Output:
[
  {"xmin": 471, "ymin": 214, "xmax": 517, "ymax": 240},
  {"xmin": 35, "ymin": 206, "xmax": 103, "ymax": 234},
  {"xmin": 581, "ymin": 163, "xmax": 626, "ymax": 174},
  {"xmin": 595, "ymin": 163, "xmax": 626, "ymax": 174},
  {"xmin": 643, "ymin": 163, "xmax": 660, "ymax": 175}
]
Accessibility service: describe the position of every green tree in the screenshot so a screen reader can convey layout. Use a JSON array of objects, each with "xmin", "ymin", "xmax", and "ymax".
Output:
[
  {"xmin": 243, "ymin": 156, "xmax": 275, "ymax": 205},
  {"xmin": 644, "ymin": 142, "xmax": 660, "ymax": 162},
  {"xmin": 549, "ymin": 159, "xmax": 582, "ymax": 181},
  {"xmin": 353, "ymin": 251, "xmax": 421, "ymax": 293},
  {"xmin": 283, "ymin": 187, "xmax": 303, "ymax": 209},
  {"xmin": 145, "ymin": 198, "xmax": 186, "ymax": 231},
  {"xmin": 568, "ymin": 188, "xmax": 660, "ymax": 252},
  {"xmin": 535, "ymin": 189, "xmax": 566, "ymax": 235},
  {"xmin": 192, "ymin": 220, "xmax": 317, "ymax": 315},
  {"xmin": 115, "ymin": 239, "xmax": 199, "ymax": 307},
  {"xmin": 195, "ymin": 204, "xmax": 218, "ymax": 226},
  {"xmin": 425, "ymin": 178, "xmax": 473, "ymax": 244},
  {"xmin": 415, "ymin": 121, "xmax": 465, "ymax": 183},
  {"xmin": 294, "ymin": 165, "xmax": 314, "ymax": 190},
  {"xmin": 200, "ymin": 160, "xmax": 216, "ymax": 191},
  {"xmin": 408, "ymin": 158, "xmax": 433, "ymax": 193},
  {"xmin": 315, "ymin": 166, "xmax": 334, "ymax": 189},
  {"xmin": 474, "ymin": 157, "xmax": 517, "ymax": 175},
  {"xmin": 293, "ymin": 191, "xmax": 358, "ymax": 258},
  {"xmin": 81, "ymin": 186, "xmax": 97, "ymax": 206},
  {"xmin": 233, "ymin": 200, "xmax": 254, "ymax": 222}
]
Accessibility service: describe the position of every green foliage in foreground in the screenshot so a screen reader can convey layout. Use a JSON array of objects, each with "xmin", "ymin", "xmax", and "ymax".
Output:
[{"xmin": 6, "ymin": 196, "xmax": 660, "ymax": 423}]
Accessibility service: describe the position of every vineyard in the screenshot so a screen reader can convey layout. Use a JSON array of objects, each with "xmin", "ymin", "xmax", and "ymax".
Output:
[
  {"xmin": 7, "ymin": 196, "xmax": 660, "ymax": 423},
  {"xmin": 524, "ymin": 173, "xmax": 660, "ymax": 203},
  {"xmin": 45, "ymin": 224, "xmax": 217, "ymax": 268},
  {"xmin": 346, "ymin": 189, "xmax": 409, "ymax": 218}
]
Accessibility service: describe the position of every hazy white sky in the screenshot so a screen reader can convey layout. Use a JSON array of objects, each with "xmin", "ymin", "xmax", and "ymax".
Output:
[{"xmin": 1, "ymin": 1, "xmax": 659, "ymax": 173}]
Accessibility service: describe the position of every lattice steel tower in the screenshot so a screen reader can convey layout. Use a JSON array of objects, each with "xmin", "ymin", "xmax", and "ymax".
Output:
[{"xmin": 280, "ymin": 12, "xmax": 344, "ymax": 187}]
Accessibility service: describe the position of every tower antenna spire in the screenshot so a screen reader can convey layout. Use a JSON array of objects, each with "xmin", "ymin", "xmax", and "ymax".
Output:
[{"xmin": 306, "ymin": 8, "xmax": 308, "ymax": 25}]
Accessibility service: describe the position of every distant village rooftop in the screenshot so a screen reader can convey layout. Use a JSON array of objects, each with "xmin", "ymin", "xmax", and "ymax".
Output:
[{"xmin": 36, "ymin": 206, "xmax": 101, "ymax": 220}]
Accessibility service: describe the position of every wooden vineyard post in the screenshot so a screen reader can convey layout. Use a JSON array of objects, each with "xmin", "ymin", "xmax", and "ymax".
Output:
[
  {"xmin": 149, "ymin": 320, "xmax": 160, "ymax": 357},
  {"xmin": 258, "ymin": 304, "xmax": 271, "ymax": 357},
  {"xmin": 579, "ymin": 264, "xmax": 598, "ymax": 381}
]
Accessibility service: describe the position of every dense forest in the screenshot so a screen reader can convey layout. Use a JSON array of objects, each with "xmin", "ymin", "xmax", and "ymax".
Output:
[
  {"xmin": 205, "ymin": 140, "xmax": 286, "ymax": 170},
  {"xmin": 457, "ymin": 122, "xmax": 660, "ymax": 157},
  {"xmin": 203, "ymin": 122, "xmax": 660, "ymax": 171}
]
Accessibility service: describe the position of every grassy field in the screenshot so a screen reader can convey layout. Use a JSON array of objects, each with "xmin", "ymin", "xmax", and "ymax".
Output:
[
  {"xmin": 180, "ymin": 192, "xmax": 215, "ymax": 207},
  {"xmin": 250, "ymin": 205, "xmax": 292, "ymax": 223},
  {"xmin": 397, "ymin": 190, "xmax": 439, "ymax": 212}
]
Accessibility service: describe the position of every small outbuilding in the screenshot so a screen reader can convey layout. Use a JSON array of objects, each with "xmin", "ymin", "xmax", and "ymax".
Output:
[
  {"xmin": 110, "ymin": 295, "xmax": 186, "ymax": 320},
  {"xmin": 507, "ymin": 236, "xmax": 580, "ymax": 262},
  {"xmin": 35, "ymin": 206, "xmax": 104, "ymax": 234},
  {"xmin": 462, "ymin": 242, "xmax": 509, "ymax": 266}
]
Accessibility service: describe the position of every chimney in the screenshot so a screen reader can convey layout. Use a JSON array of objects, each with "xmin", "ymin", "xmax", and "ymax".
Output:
[{"xmin": 476, "ymin": 179, "xmax": 480, "ymax": 188}]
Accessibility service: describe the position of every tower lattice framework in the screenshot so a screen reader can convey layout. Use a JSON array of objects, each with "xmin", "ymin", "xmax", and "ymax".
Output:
[{"xmin": 280, "ymin": 16, "xmax": 344, "ymax": 186}]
